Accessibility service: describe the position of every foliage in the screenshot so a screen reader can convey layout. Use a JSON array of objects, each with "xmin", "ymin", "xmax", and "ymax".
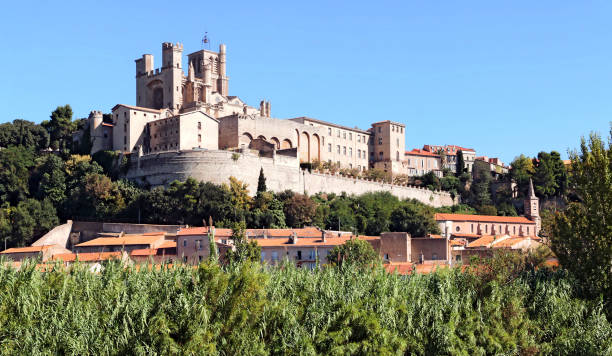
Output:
[
  {"xmin": 362, "ymin": 168, "xmax": 391, "ymax": 183},
  {"xmin": 327, "ymin": 238, "xmax": 380, "ymax": 268},
  {"xmin": 225, "ymin": 221, "xmax": 261, "ymax": 264},
  {"xmin": 389, "ymin": 200, "xmax": 440, "ymax": 236},
  {"xmin": 0, "ymin": 261, "xmax": 610, "ymax": 354},
  {"xmin": 0, "ymin": 119, "xmax": 49, "ymax": 151},
  {"xmin": 510, "ymin": 154, "xmax": 535, "ymax": 197},
  {"xmin": 41, "ymin": 105, "xmax": 76, "ymax": 150},
  {"xmin": 550, "ymin": 128, "xmax": 612, "ymax": 311},
  {"xmin": 456, "ymin": 149, "xmax": 465, "ymax": 175},
  {"xmin": 281, "ymin": 192, "xmax": 317, "ymax": 228},
  {"xmin": 256, "ymin": 167, "xmax": 267, "ymax": 193},
  {"xmin": 532, "ymin": 151, "xmax": 568, "ymax": 198},
  {"xmin": 0, "ymin": 146, "xmax": 35, "ymax": 206}
]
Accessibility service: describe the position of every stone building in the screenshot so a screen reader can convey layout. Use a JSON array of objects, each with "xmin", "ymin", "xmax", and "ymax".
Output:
[
  {"xmin": 423, "ymin": 144, "xmax": 476, "ymax": 173},
  {"xmin": 82, "ymin": 41, "xmax": 418, "ymax": 172}
]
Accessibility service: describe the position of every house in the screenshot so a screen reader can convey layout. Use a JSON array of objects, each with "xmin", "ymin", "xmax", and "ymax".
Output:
[{"xmin": 0, "ymin": 244, "xmax": 71, "ymax": 262}]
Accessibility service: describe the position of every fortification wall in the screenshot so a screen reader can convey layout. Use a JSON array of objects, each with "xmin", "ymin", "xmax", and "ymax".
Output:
[{"xmin": 124, "ymin": 150, "xmax": 456, "ymax": 207}]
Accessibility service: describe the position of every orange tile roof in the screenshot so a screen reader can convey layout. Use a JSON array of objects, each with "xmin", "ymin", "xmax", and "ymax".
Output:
[
  {"xmin": 177, "ymin": 226, "xmax": 233, "ymax": 237},
  {"xmin": 1, "ymin": 245, "xmax": 52, "ymax": 254},
  {"xmin": 75, "ymin": 235, "xmax": 163, "ymax": 247},
  {"xmin": 51, "ymin": 252, "xmax": 122, "ymax": 262},
  {"xmin": 157, "ymin": 240, "xmax": 177, "ymax": 249},
  {"xmin": 435, "ymin": 213, "xmax": 535, "ymax": 224},
  {"xmin": 451, "ymin": 233, "xmax": 482, "ymax": 238},
  {"xmin": 467, "ymin": 235, "xmax": 497, "ymax": 248},
  {"xmin": 142, "ymin": 231, "xmax": 166, "ymax": 236},
  {"xmin": 405, "ymin": 148, "xmax": 440, "ymax": 157},
  {"xmin": 253, "ymin": 236, "xmax": 355, "ymax": 247},
  {"xmin": 429, "ymin": 234, "xmax": 443, "ymax": 239},
  {"xmin": 130, "ymin": 249, "xmax": 158, "ymax": 256}
]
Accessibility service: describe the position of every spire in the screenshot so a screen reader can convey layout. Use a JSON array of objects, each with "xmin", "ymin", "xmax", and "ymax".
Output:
[
  {"xmin": 528, "ymin": 178, "xmax": 536, "ymax": 197},
  {"xmin": 188, "ymin": 61, "xmax": 195, "ymax": 82}
]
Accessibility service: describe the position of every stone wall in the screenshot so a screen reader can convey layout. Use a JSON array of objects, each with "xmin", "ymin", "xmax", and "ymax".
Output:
[{"xmin": 124, "ymin": 150, "xmax": 456, "ymax": 207}]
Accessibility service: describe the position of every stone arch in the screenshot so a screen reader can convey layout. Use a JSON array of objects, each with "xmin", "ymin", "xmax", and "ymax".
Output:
[
  {"xmin": 311, "ymin": 134, "xmax": 321, "ymax": 162},
  {"xmin": 281, "ymin": 139, "xmax": 292, "ymax": 149},
  {"xmin": 239, "ymin": 132, "xmax": 253, "ymax": 147},
  {"xmin": 257, "ymin": 135, "xmax": 267, "ymax": 141},
  {"xmin": 270, "ymin": 137, "xmax": 280, "ymax": 149},
  {"xmin": 299, "ymin": 131, "xmax": 310, "ymax": 162}
]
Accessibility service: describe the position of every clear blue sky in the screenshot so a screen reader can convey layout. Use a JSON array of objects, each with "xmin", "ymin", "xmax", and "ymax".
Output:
[{"xmin": 2, "ymin": 0, "xmax": 610, "ymax": 163}]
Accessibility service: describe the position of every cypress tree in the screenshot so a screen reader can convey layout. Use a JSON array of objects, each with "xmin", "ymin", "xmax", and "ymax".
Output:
[
  {"xmin": 456, "ymin": 150, "xmax": 465, "ymax": 175},
  {"xmin": 257, "ymin": 167, "xmax": 267, "ymax": 193}
]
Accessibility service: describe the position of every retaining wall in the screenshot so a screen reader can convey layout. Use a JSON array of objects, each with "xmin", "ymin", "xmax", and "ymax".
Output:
[{"xmin": 124, "ymin": 150, "xmax": 456, "ymax": 207}]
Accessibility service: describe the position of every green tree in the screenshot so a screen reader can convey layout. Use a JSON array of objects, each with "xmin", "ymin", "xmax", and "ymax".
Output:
[
  {"xmin": 225, "ymin": 221, "xmax": 261, "ymax": 264},
  {"xmin": 283, "ymin": 193, "xmax": 317, "ymax": 228},
  {"xmin": 509, "ymin": 154, "xmax": 534, "ymax": 197},
  {"xmin": 550, "ymin": 128, "xmax": 612, "ymax": 306},
  {"xmin": 456, "ymin": 150, "xmax": 465, "ymax": 175},
  {"xmin": 42, "ymin": 105, "xmax": 76, "ymax": 150},
  {"xmin": 256, "ymin": 167, "xmax": 266, "ymax": 194},
  {"xmin": 0, "ymin": 146, "xmax": 35, "ymax": 205},
  {"xmin": 227, "ymin": 176, "xmax": 252, "ymax": 211},
  {"xmin": 389, "ymin": 200, "xmax": 440, "ymax": 236},
  {"xmin": 532, "ymin": 151, "xmax": 567, "ymax": 198},
  {"xmin": 327, "ymin": 238, "xmax": 379, "ymax": 267},
  {"xmin": 8, "ymin": 198, "xmax": 59, "ymax": 247},
  {"xmin": 0, "ymin": 120, "xmax": 50, "ymax": 151},
  {"xmin": 31, "ymin": 155, "xmax": 66, "ymax": 206},
  {"xmin": 471, "ymin": 161, "xmax": 493, "ymax": 208}
]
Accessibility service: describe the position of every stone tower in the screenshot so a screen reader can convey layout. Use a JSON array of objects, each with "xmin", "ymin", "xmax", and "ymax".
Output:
[
  {"xmin": 88, "ymin": 111, "xmax": 104, "ymax": 153},
  {"xmin": 135, "ymin": 42, "xmax": 183, "ymax": 111},
  {"xmin": 524, "ymin": 178, "xmax": 541, "ymax": 235}
]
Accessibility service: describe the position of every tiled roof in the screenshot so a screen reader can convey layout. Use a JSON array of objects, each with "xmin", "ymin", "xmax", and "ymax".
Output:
[
  {"xmin": 130, "ymin": 249, "xmax": 157, "ymax": 256},
  {"xmin": 75, "ymin": 235, "xmax": 163, "ymax": 247},
  {"xmin": 0, "ymin": 245, "xmax": 52, "ymax": 254},
  {"xmin": 405, "ymin": 149, "xmax": 440, "ymax": 157},
  {"xmin": 253, "ymin": 236, "xmax": 351, "ymax": 247},
  {"xmin": 51, "ymin": 252, "xmax": 122, "ymax": 262},
  {"xmin": 290, "ymin": 117, "xmax": 371, "ymax": 134},
  {"xmin": 451, "ymin": 233, "xmax": 482, "ymax": 238},
  {"xmin": 467, "ymin": 235, "xmax": 497, "ymax": 248},
  {"xmin": 112, "ymin": 104, "xmax": 163, "ymax": 114},
  {"xmin": 435, "ymin": 213, "xmax": 535, "ymax": 224},
  {"xmin": 177, "ymin": 227, "xmax": 233, "ymax": 237},
  {"xmin": 157, "ymin": 240, "xmax": 177, "ymax": 249}
]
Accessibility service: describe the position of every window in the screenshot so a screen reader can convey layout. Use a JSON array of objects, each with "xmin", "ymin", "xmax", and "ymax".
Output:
[
  {"xmin": 349, "ymin": 163, "xmax": 352, "ymax": 168},
  {"xmin": 396, "ymin": 151, "xmax": 399, "ymax": 161},
  {"xmin": 378, "ymin": 126, "xmax": 381, "ymax": 133},
  {"xmin": 384, "ymin": 253, "xmax": 389, "ymax": 260},
  {"xmin": 378, "ymin": 137, "xmax": 382, "ymax": 145},
  {"xmin": 328, "ymin": 128, "xmax": 332, "ymax": 136},
  {"xmin": 198, "ymin": 134, "xmax": 202, "ymax": 142},
  {"xmin": 485, "ymin": 225, "xmax": 488, "ymax": 233},
  {"xmin": 343, "ymin": 146, "xmax": 346, "ymax": 155},
  {"xmin": 328, "ymin": 143, "xmax": 331, "ymax": 152},
  {"xmin": 471, "ymin": 224, "xmax": 474, "ymax": 233},
  {"xmin": 198, "ymin": 121, "xmax": 202, "ymax": 129},
  {"xmin": 343, "ymin": 132, "xmax": 346, "ymax": 139},
  {"xmin": 379, "ymin": 152, "xmax": 383, "ymax": 159},
  {"xmin": 357, "ymin": 150, "xmax": 361, "ymax": 158},
  {"xmin": 392, "ymin": 126, "xmax": 395, "ymax": 132},
  {"xmin": 349, "ymin": 147, "xmax": 352, "ymax": 157},
  {"xmin": 432, "ymin": 253, "xmax": 438, "ymax": 260},
  {"xmin": 456, "ymin": 226, "xmax": 460, "ymax": 232},
  {"xmin": 261, "ymin": 251, "xmax": 266, "ymax": 262},
  {"xmin": 396, "ymin": 138, "xmax": 399, "ymax": 147},
  {"xmin": 337, "ymin": 130, "xmax": 340, "ymax": 137},
  {"xmin": 183, "ymin": 256, "xmax": 187, "ymax": 263},
  {"xmin": 296, "ymin": 250, "xmax": 302, "ymax": 260},
  {"xmin": 271, "ymin": 251, "xmax": 278, "ymax": 261},
  {"xmin": 183, "ymin": 240, "xmax": 187, "ymax": 247},
  {"xmin": 513, "ymin": 226, "xmax": 516, "ymax": 235},
  {"xmin": 124, "ymin": 136, "xmax": 127, "ymax": 144},
  {"xmin": 357, "ymin": 136, "xmax": 361, "ymax": 143},
  {"xmin": 456, "ymin": 255, "xmax": 461, "ymax": 262},
  {"xmin": 336, "ymin": 145, "xmax": 340, "ymax": 154},
  {"xmin": 349, "ymin": 133, "xmax": 352, "ymax": 140}
]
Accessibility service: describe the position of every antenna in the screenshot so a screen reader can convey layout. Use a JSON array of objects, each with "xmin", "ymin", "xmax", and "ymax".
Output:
[{"xmin": 202, "ymin": 32, "xmax": 211, "ymax": 50}]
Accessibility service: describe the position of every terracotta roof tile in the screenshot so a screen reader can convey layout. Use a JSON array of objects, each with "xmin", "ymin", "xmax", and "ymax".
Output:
[
  {"xmin": 75, "ymin": 235, "xmax": 163, "ymax": 247},
  {"xmin": 177, "ymin": 227, "xmax": 233, "ymax": 237},
  {"xmin": 405, "ymin": 149, "xmax": 440, "ymax": 157},
  {"xmin": 435, "ymin": 213, "xmax": 535, "ymax": 224},
  {"xmin": 51, "ymin": 252, "xmax": 122, "ymax": 262},
  {"xmin": 130, "ymin": 249, "xmax": 158, "ymax": 256},
  {"xmin": 1, "ymin": 245, "xmax": 52, "ymax": 254},
  {"xmin": 157, "ymin": 240, "xmax": 177, "ymax": 249}
]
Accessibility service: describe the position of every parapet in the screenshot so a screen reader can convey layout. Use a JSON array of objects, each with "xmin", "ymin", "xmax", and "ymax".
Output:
[
  {"xmin": 162, "ymin": 42, "xmax": 183, "ymax": 50},
  {"xmin": 88, "ymin": 110, "xmax": 103, "ymax": 118}
]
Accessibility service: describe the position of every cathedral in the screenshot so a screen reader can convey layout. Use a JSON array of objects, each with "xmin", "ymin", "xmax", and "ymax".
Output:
[{"xmin": 81, "ymin": 41, "xmax": 409, "ymax": 174}]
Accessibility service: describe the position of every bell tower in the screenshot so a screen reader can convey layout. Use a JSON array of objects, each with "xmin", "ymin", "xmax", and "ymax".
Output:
[{"xmin": 524, "ymin": 178, "xmax": 541, "ymax": 235}]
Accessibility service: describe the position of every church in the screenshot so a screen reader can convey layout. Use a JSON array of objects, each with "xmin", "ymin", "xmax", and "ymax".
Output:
[{"xmin": 79, "ymin": 41, "xmax": 409, "ymax": 174}]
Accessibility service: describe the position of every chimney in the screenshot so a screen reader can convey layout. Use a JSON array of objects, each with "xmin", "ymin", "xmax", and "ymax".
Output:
[
  {"xmin": 260, "ymin": 100, "xmax": 265, "ymax": 116},
  {"xmin": 263, "ymin": 230, "xmax": 268, "ymax": 239},
  {"xmin": 321, "ymin": 230, "xmax": 326, "ymax": 243},
  {"xmin": 291, "ymin": 232, "xmax": 298, "ymax": 244}
]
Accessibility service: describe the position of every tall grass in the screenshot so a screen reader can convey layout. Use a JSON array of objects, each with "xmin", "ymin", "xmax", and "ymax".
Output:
[{"xmin": 0, "ymin": 260, "xmax": 609, "ymax": 355}]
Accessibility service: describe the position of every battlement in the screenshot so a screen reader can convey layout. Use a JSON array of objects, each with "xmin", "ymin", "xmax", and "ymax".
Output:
[
  {"xmin": 88, "ymin": 110, "xmax": 103, "ymax": 117},
  {"xmin": 162, "ymin": 42, "xmax": 183, "ymax": 51}
]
